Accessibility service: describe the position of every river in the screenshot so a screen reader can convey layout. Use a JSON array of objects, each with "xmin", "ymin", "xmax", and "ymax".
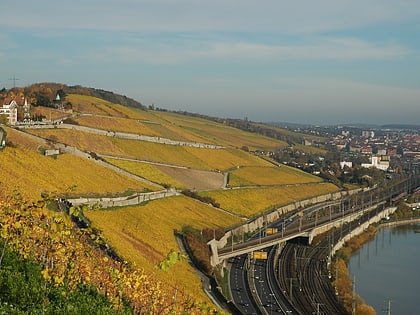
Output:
[{"xmin": 348, "ymin": 222, "xmax": 420, "ymax": 315}]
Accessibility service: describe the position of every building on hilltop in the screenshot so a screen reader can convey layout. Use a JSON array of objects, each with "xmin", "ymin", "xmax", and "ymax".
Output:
[
  {"xmin": 53, "ymin": 93, "xmax": 63, "ymax": 110},
  {"xmin": 0, "ymin": 97, "xmax": 31, "ymax": 125}
]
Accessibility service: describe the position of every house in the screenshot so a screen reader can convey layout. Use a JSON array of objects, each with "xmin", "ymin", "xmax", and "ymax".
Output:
[
  {"xmin": 340, "ymin": 161, "xmax": 353, "ymax": 169},
  {"xmin": 53, "ymin": 93, "xmax": 63, "ymax": 110},
  {"xmin": 361, "ymin": 156, "xmax": 389, "ymax": 171},
  {"xmin": 0, "ymin": 97, "xmax": 31, "ymax": 125},
  {"xmin": 361, "ymin": 146, "xmax": 373, "ymax": 155}
]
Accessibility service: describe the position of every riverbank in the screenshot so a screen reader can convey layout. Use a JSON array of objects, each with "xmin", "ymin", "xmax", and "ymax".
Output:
[
  {"xmin": 348, "ymin": 219, "xmax": 420, "ymax": 314},
  {"xmin": 333, "ymin": 214, "xmax": 420, "ymax": 314}
]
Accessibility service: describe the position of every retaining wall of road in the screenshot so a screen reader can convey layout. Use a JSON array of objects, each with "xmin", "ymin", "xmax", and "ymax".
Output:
[
  {"xmin": 329, "ymin": 206, "xmax": 398, "ymax": 258},
  {"xmin": 215, "ymin": 188, "xmax": 363, "ymax": 252}
]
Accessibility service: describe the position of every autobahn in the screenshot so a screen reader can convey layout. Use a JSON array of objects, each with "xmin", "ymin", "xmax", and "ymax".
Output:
[
  {"xmin": 225, "ymin": 176, "xmax": 419, "ymax": 314},
  {"xmin": 219, "ymin": 180, "xmax": 408, "ymax": 261}
]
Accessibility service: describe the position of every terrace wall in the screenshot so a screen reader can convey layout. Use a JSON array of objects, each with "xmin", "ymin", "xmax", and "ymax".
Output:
[{"xmin": 67, "ymin": 189, "xmax": 179, "ymax": 208}]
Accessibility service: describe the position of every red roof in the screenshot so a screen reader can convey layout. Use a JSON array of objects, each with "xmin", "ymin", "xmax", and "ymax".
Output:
[{"xmin": 3, "ymin": 97, "xmax": 26, "ymax": 106}]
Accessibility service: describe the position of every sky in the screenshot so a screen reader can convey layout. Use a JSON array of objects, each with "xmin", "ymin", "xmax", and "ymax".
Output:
[{"xmin": 1, "ymin": 0, "xmax": 420, "ymax": 125}]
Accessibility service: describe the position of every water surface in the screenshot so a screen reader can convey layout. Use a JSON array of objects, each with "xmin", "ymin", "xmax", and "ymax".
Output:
[{"xmin": 348, "ymin": 223, "xmax": 420, "ymax": 315}]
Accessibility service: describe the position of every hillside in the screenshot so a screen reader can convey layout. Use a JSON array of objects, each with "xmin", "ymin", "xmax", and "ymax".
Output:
[
  {"xmin": 0, "ymin": 85, "xmax": 339, "ymax": 314},
  {"xmin": 0, "ymin": 82, "xmax": 145, "ymax": 110}
]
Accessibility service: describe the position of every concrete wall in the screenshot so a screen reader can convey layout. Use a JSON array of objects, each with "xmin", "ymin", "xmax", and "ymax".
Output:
[
  {"xmin": 329, "ymin": 206, "xmax": 397, "ymax": 258},
  {"xmin": 27, "ymin": 123, "xmax": 224, "ymax": 149},
  {"xmin": 67, "ymin": 189, "xmax": 179, "ymax": 208},
  {"xmin": 215, "ymin": 188, "xmax": 362, "ymax": 251}
]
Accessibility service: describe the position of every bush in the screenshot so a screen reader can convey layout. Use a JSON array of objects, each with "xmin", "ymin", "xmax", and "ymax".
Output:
[
  {"xmin": 181, "ymin": 189, "xmax": 220, "ymax": 208},
  {"xmin": 0, "ymin": 243, "xmax": 131, "ymax": 314}
]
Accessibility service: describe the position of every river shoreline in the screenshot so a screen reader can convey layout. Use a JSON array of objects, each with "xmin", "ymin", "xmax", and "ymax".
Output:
[{"xmin": 340, "ymin": 216, "xmax": 420, "ymax": 314}]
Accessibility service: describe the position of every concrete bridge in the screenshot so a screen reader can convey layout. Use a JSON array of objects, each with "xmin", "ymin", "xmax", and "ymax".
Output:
[{"xmin": 209, "ymin": 201, "xmax": 394, "ymax": 266}]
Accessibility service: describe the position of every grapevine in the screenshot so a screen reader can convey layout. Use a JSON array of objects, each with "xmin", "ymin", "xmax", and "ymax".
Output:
[{"xmin": 0, "ymin": 187, "xmax": 224, "ymax": 314}]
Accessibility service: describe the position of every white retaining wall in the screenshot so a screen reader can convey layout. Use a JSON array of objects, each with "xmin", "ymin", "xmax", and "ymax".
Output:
[{"xmin": 67, "ymin": 190, "xmax": 179, "ymax": 208}]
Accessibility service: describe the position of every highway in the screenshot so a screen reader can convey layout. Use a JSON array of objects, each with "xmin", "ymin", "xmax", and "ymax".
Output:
[
  {"xmin": 230, "ymin": 255, "xmax": 260, "ymax": 314},
  {"xmin": 226, "ymin": 176, "xmax": 419, "ymax": 314}
]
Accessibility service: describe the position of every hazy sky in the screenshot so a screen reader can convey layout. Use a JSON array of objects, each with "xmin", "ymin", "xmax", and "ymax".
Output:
[{"xmin": 1, "ymin": 0, "xmax": 420, "ymax": 125}]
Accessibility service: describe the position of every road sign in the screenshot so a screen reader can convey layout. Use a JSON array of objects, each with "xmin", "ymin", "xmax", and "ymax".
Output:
[{"xmin": 252, "ymin": 251, "xmax": 268, "ymax": 260}]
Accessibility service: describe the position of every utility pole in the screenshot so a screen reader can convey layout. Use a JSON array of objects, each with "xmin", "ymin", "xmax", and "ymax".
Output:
[
  {"xmin": 384, "ymin": 300, "xmax": 391, "ymax": 315},
  {"xmin": 352, "ymin": 275, "xmax": 356, "ymax": 315}
]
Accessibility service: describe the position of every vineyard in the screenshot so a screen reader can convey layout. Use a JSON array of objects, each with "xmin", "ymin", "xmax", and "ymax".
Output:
[
  {"xmin": 104, "ymin": 158, "xmax": 185, "ymax": 189},
  {"xmin": 152, "ymin": 111, "xmax": 289, "ymax": 150},
  {"xmin": 73, "ymin": 115, "xmax": 161, "ymax": 136},
  {"xmin": 0, "ymin": 88, "xmax": 341, "ymax": 314},
  {"xmin": 199, "ymin": 183, "xmax": 339, "ymax": 217},
  {"xmin": 105, "ymin": 158, "xmax": 226, "ymax": 190},
  {"xmin": 227, "ymin": 165, "xmax": 323, "ymax": 187},
  {"xmin": 66, "ymin": 94, "xmax": 146, "ymax": 118},
  {"xmin": 0, "ymin": 190, "xmax": 223, "ymax": 314},
  {"xmin": 0, "ymin": 129, "xmax": 155, "ymax": 199},
  {"xmin": 84, "ymin": 195, "xmax": 242, "ymax": 303},
  {"xmin": 26, "ymin": 128, "xmax": 273, "ymax": 171}
]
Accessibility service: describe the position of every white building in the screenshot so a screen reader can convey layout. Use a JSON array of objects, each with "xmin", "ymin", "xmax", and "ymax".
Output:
[
  {"xmin": 340, "ymin": 161, "xmax": 353, "ymax": 169},
  {"xmin": 0, "ymin": 97, "xmax": 30, "ymax": 125},
  {"xmin": 361, "ymin": 156, "xmax": 389, "ymax": 171}
]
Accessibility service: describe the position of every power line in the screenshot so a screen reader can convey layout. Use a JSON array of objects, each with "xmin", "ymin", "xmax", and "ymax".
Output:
[{"xmin": 8, "ymin": 75, "xmax": 19, "ymax": 88}]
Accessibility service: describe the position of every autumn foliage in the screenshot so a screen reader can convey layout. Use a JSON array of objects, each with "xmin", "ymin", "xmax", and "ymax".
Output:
[
  {"xmin": 0, "ymin": 189, "xmax": 224, "ymax": 314},
  {"xmin": 332, "ymin": 226, "xmax": 378, "ymax": 315}
]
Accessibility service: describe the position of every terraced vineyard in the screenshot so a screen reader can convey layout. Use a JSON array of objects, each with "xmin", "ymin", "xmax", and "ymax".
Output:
[
  {"xmin": 26, "ymin": 128, "xmax": 273, "ymax": 171},
  {"xmin": 84, "ymin": 195, "xmax": 242, "ymax": 302},
  {"xmin": 152, "ymin": 111, "xmax": 290, "ymax": 150},
  {"xmin": 199, "ymin": 183, "xmax": 339, "ymax": 217},
  {"xmin": 1, "ymin": 128, "xmax": 155, "ymax": 199},
  {"xmin": 228, "ymin": 165, "xmax": 323, "ymax": 187},
  {"xmin": 104, "ymin": 157, "xmax": 185, "ymax": 189},
  {"xmin": 1, "ymin": 91, "xmax": 339, "ymax": 313},
  {"xmin": 73, "ymin": 115, "xmax": 162, "ymax": 136},
  {"xmin": 66, "ymin": 94, "xmax": 147, "ymax": 118}
]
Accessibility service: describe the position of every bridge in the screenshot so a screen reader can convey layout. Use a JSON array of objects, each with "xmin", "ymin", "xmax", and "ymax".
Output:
[{"xmin": 208, "ymin": 200, "xmax": 392, "ymax": 266}]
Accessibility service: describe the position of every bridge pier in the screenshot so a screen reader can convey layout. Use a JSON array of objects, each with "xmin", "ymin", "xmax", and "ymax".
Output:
[{"xmin": 207, "ymin": 239, "xmax": 221, "ymax": 267}]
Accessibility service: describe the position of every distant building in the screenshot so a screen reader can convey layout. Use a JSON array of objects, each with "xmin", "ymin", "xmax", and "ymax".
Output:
[
  {"xmin": 340, "ymin": 161, "xmax": 353, "ymax": 169},
  {"xmin": 362, "ymin": 130, "xmax": 375, "ymax": 138},
  {"xmin": 341, "ymin": 130, "xmax": 350, "ymax": 137},
  {"xmin": 349, "ymin": 145, "xmax": 361, "ymax": 153},
  {"xmin": 0, "ymin": 97, "xmax": 30, "ymax": 125},
  {"xmin": 53, "ymin": 93, "xmax": 63, "ymax": 110},
  {"xmin": 361, "ymin": 156, "xmax": 389, "ymax": 171},
  {"xmin": 361, "ymin": 146, "xmax": 373, "ymax": 155},
  {"xmin": 377, "ymin": 148, "xmax": 387, "ymax": 156}
]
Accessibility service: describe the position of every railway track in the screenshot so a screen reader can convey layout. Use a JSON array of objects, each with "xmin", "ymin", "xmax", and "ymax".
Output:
[{"xmin": 277, "ymin": 231, "xmax": 350, "ymax": 314}]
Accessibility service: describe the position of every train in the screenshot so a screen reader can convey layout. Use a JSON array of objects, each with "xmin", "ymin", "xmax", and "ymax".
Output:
[{"xmin": 391, "ymin": 192, "xmax": 408, "ymax": 203}]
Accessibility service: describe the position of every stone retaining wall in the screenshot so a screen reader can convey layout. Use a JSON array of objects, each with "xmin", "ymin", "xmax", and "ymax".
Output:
[
  {"xmin": 23, "ymin": 123, "xmax": 224, "ymax": 149},
  {"xmin": 67, "ymin": 189, "xmax": 179, "ymax": 208}
]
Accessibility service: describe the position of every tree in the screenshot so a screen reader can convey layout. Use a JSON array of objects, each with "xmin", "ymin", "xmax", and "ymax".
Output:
[
  {"xmin": 35, "ymin": 93, "xmax": 51, "ymax": 107},
  {"xmin": 56, "ymin": 89, "xmax": 66, "ymax": 99},
  {"xmin": 0, "ymin": 114, "xmax": 7, "ymax": 125}
]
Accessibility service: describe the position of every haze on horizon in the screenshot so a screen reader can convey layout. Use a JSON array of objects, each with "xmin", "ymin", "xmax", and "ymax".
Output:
[{"xmin": 1, "ymin": 1, "xmax": 419, "ymax": 126}]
